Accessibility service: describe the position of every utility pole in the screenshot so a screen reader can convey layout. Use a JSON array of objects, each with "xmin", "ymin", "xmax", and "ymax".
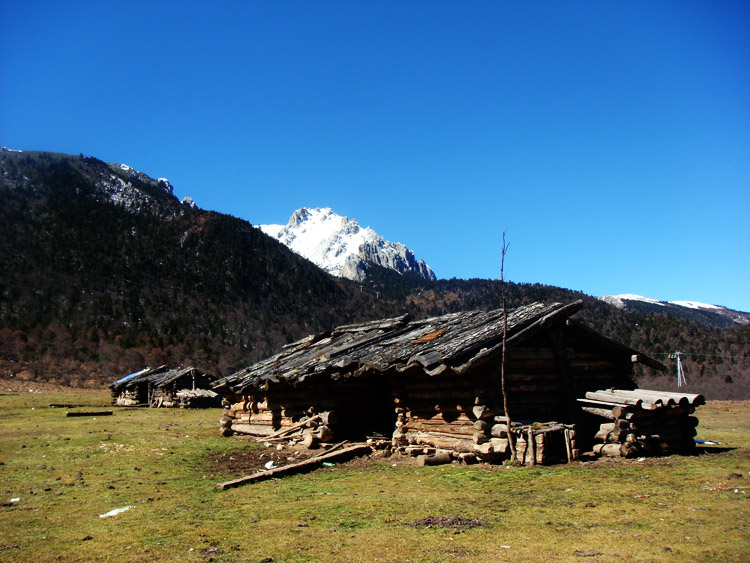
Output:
[{"xmin": 671, "ymin": 351, "xmax": 688, "ymax": 387}]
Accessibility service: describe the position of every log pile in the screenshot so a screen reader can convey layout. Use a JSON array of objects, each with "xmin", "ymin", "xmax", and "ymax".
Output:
[
  {"xmin": 392, "ymin": 399, "xmax": 576, "ymax": 465},
  {"xmin": 219, "ymin": 397, "xmax": 337, "ymax": 448},
  {"xmin": 579, "ymin": 389, "xmax": 705, "ymax": 458},
  {"xmin": 175, "ymin": 388, "xmax": 220, "ymax": 408},
  {"xmin": 113, "ymin": 390, "xmax": 140, "ymax": 407}
]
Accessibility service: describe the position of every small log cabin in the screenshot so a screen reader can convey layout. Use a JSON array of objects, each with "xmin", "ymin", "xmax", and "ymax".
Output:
[
  {"xmin": 109, "ymin": 366, "xmax": 219, "ymax": 408},
  {"xmin": 213, "ymin": 301, "xmax": 672, "ymax": 463}
]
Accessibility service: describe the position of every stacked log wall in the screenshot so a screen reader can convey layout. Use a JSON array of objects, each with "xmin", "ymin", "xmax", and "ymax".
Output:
[
  {"xmin": 392, "ymin": 369, "xmax": 576, "ymax": 465},
  {"xmin": 580, "ymin": 389, "xmax": 704, "ymax": 458},
  {"xmin": 219, "ymin": 374, "xmax": 393, "ymax": 441}
]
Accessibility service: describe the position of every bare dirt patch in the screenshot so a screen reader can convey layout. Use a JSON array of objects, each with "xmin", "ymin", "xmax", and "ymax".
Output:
[
  {"xmin": 408, "ymin": 515, "xmax": 487, "ymax": 533},
  {"xmin": 206, "ymin": 442, "xmax": 315, "ymax": 475},
  {"xmin": 203, "ymin": 439, "xmax": 388, "ymax": 477}
]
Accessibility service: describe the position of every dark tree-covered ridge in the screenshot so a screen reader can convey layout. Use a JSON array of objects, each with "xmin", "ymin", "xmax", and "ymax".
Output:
[{"xmin": 1, "ymin": 149, "xmax": 747, "ymax": 398}]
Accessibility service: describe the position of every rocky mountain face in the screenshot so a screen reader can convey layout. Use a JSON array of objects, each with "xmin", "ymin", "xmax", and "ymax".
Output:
[
  {"xmin": 598, "ymin": 294, "xmax": 750, "ymax": 328},
  {"xmin": 260, "ymin": 207, "xmax": 436, "ymax": 282}
]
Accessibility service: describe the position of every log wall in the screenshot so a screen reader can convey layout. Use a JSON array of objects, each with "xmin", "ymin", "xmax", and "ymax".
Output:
[
  {"xmin": 219, "ymin": 321, "xmax": 646, "ymax": 464},
  {"xmin": 219, "ymin": 373, "xmax": 394, "ymax": 441}
]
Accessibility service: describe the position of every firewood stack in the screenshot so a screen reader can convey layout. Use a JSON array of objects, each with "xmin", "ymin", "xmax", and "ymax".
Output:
[
  {"xmin": 393, "ymin": 400, "xmax": 576, "ymax": 465},
  {"xmin": 175, "ymin": 388, "xmax": 219, "ymax": 408},
  {"xmin": 219, "ymin": 398, "xmax": 337, "ymax": 448},
  {"xmin": 469, "ymin": 404, "xmax": 576, "ymax": 465},
  {"xmin": 578, "ymin": 389, "xmax": 705, "ymax": 458}
]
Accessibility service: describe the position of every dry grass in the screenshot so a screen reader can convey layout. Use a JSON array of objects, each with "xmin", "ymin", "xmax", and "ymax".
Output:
[{"xmin": 1, "ymin": 385, "xmax": 748, "ymax": 562}]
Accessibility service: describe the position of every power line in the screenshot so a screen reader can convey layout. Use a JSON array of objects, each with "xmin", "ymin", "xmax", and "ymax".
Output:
[{"xmin": 655, "ymin": 352, "xmax": 748, "ymax": 360}]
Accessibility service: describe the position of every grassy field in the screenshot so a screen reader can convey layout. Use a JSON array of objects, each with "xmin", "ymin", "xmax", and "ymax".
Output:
[{"xmin": 1, "ymin": 384, "xmax": 748, "ymax": 563}]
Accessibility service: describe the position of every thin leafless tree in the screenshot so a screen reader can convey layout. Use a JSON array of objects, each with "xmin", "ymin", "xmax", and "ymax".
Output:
[{"xmin": 500, "ymin": 230, "xmax": 516, "ymax": 459}]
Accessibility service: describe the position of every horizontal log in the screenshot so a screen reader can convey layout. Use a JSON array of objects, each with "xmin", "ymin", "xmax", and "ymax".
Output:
[
  {"xmin": 407, "ymin": 428, "xmax": 479, "ymax": 441},
  {"xmin": 215, "ymin": 444, "xmax": 373, "ymax": 490},
  {"xmin": 52, "ymin": 403, "xmax": 109, "ymax": 408},
  {"xmin": 417, "ymin": 452, "xmax": 453, "ymax": 466},
  {"xmin": 407, "ymin": 422, "xmax": 475, "ymax": 437},
  {"xmin": 632, "ymin": 389, "xmax": 705, "ymax": 406},
  {"xmin": 598, "ymin": 443, "xmax": 624, "ymax": 457},
  {"xmin": 66, "ymin": 411, "xmax": 113, "ymax": 417},
  {"xmin": 409, "ymin": 432, "xmax": 474, "ymax": 452},
  {"xmin": 230, "ymin": 423, "xmax": 277, "ymax": 436},
  {"xmin": 507, "ymin": 347, "xmax": 557, "ymax": 360},
  {"xmin": 580, "ymin": 406, "xmax": 616, "ymax": 420},
  {"xmin": 630, "ymin": 428, "xmax": 697, "ymax": 441},
  {"xmin": 567, "ymin": 359, "xmax": 621, "ymax": 371},
  {"xmin": 585, "ymin": 391, "xmax": 644, "ymax": 407}
]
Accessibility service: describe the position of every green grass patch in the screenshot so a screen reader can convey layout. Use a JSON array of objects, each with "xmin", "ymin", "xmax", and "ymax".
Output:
[{"xmin": 1, "ymin": 389, "xmax": 748, "ymax": 562}]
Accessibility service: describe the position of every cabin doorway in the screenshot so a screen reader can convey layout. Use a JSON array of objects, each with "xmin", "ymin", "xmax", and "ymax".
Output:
[{"xmin": 332, "ymin": 374, "xmax": 396, "ymax": 440}]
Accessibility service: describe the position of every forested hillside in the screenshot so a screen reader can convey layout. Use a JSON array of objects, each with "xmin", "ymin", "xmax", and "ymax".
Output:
[
  {"xmin": 0, "ymin": 151, "xmax": 397, "ymax": 383},
  {"xmin": 1, "ymin": 150, "xmax": 747, "ymax": 398}
]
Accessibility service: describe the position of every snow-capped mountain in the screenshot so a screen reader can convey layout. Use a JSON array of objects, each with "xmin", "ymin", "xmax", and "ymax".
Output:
[
  {"xmin": 96, "ymin": 162, "xmax": 177, "ymax": 212},
  {"xmin": 259, "ymin": 207, "xmax": 436, "ymax": 283},
  {"xmin": 598, "ymin": 294, "xmax": 749, "ymax": 326}
]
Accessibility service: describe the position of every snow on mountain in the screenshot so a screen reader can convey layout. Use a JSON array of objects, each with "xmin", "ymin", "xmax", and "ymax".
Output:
[
  {"xmin": 599, "ymin": 294, "xmax": 665, "ymax": 309},
  {"xmin": 89, "ymin": 162, "xmax": 177, "ymax": 212},
  {"xmin": 598, "ymin": 294, "xmax": 749, "ymax": 326},
  {"xmin": 670, "ymin": 301, "xmax": 723, "ymax": 311},
  {"xmin": 259, "ymin": 207, "xmax": 436, "ymax": 282}
]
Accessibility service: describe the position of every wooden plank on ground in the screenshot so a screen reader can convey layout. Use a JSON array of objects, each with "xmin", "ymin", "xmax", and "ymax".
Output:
[
  {"xmin": 66, "ymin": 411, "xmax": 113, "ymax": 417},
  {"xmin": 215, "ymin": 444, "xmax": 372, "ymax": 490}
]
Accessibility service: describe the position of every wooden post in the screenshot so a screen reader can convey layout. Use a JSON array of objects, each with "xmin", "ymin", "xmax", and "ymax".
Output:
[
  {"xmin": 564, "ymin": 428, "xmax": 573, "ymax": 463},
  {"xmin": 499, "ymin": 230, "xmax": 516, "ymax": 459}
]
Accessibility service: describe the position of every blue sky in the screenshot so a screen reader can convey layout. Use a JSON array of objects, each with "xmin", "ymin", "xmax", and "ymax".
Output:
[{"xmin": 2, "ymin": 1, "xmax": 749, "ymax": 311}]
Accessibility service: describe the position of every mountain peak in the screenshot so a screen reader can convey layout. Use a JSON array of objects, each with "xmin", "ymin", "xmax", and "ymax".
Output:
[{"xmin": 260, "ymin": 207, "xmax": 436, "ymax": 282}]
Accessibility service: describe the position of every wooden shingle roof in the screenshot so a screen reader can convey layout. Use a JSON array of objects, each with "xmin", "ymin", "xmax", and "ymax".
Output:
[
  {"xmin": 109, "ymin": 366, "xmax": 207, "ymax": 391},
  {"xmin": 212, "ymin": 300, "xmax": 631, "ymax": 396}
]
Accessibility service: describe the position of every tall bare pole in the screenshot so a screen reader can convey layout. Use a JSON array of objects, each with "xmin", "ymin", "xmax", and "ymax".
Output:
[{"xmin": 500, "ymin": 230, "xmax": 516, "ymax": 459}]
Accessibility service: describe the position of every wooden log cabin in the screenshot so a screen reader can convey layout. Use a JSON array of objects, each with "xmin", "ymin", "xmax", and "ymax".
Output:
[
  {"xmin": 213, "ymin": 301, "xmax": 672, "ymax": 463},
  {"xmin": 109, "ymin": 366, "xmax": 219, "ymax": 408}
]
